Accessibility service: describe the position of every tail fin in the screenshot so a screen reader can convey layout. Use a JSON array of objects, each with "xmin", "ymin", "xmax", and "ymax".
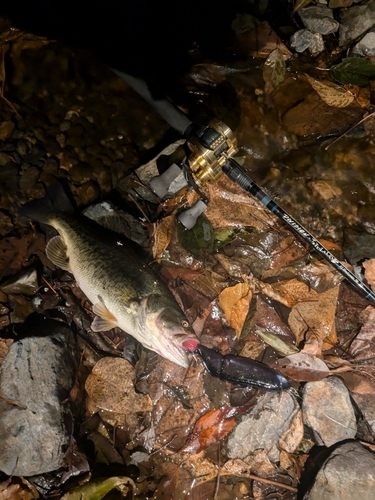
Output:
[{"xmin": 19, "ymin": 183, "xmax": 74, "ymax": 224}]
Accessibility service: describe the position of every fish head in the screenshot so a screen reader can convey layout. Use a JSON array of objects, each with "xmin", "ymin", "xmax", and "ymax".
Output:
[{"xmin": 135, "ymin": 294, "xmax": 197, "ymax": 368}]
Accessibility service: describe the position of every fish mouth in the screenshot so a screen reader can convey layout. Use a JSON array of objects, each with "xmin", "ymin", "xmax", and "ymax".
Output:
[{"xmin": 153, "ymin": 322, "xmax": 196, "ymax": 368}]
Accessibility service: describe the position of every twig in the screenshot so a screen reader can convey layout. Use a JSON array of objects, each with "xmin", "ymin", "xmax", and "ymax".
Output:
[
  {"xmin": 325, "ymin": 111, "xmax": 375, "ymax": 150},
  {"xmin": 0, "ymin": 391, "xmax": 27, "ymax": 409},
  {"xmin": 42, "ymin": 276, "xmax": 57, "ymax": 294}
]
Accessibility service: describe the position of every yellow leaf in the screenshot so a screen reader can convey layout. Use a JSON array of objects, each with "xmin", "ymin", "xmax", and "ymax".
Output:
[
  {"xmin": 218, "ymin": 278, "xmax": 252, "ymax": 337},
  {"xmin": 305, "ymin": 74, "xmax": 355, "ymax": 108}
]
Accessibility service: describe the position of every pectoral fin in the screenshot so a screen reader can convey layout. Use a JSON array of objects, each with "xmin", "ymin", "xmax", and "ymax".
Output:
[
  {"xmin": 91, "ymin": 300, "xmax": 118, "ymax": 332},
  {"xmin": 46, "ymin": 236, "xmax": 71, "ymax": 271}
]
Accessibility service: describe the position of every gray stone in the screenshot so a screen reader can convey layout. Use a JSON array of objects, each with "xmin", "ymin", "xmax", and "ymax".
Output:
[
  {"xmin": 352, "ymin": 393, "xmax": 375, "ymax": 439},
  {"xmin": 302, "ymin": 376, "xmax": 356, "ymax": 447},
  {"xmin": 352, "ymin": 32, "xmax": 375, "ymax": 56},
  {"xmin": 309, "ymin": 442, "xmax": 375, "ymax": 500},
  {"xmin": 226, "ymin": 391, "xmax": 299, "ymax": 462},
  {"xmin": 290, "ymin": 30, "xmax": 325, "ymax": 55},
  {"xmin": 339, "ymin": 0, "xmax": 375, "ymax": 47},
  {"xmin": 299, "ymin": 5, "xmax": 339, "ymax": 35},
  {"xmin": 0, "ymin": 318, "xmax": 79, "ymax": 476}
]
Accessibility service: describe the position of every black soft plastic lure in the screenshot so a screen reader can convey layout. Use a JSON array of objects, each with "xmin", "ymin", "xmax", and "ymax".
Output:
[{"xmin": 183, "ymin": 340, "xmax": 289, "ymax": 392}]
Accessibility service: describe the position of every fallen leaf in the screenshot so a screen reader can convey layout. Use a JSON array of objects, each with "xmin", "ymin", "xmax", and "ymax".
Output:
[
  {"xmin": 180, "ymin": 405, "xmax": 252, "ymax": 454},
  {"xmin": 282, "ymin": 90, "xmax": 362, "ymax": 136},
  {"xmin": 317, "ymin": 238, "xmax": 341, "ymax": 251},
  {"xmin": 274, "ymin": 352, "xmax": 330, "ymax": 382},
  {"xmin": 0, "ymin": 477, "xmax": 39, "ymax": 500},
  {"xmin": 233, "ymin": 20, "xmax": 292, "ymax": 60},
  {"xmin": 363, "ymin": 259, "xmax": 375, "ymax": 290},
  {"xmin": 288, "ymin": 286, "xmax": 339, "ymax": 350},
  {"xmin": 218, "ymin": 277, "xmax": 252, "ymax": 337},
  {"xmin": 339, "ymin": 371, "xmax": 375, "ymax": 395},
  {"xmin": 348, "ymin": 306, "xmax": 375, "ymax": 362},
  {"xmin": 152, "ymin": 214, "xmax": 175, "ymax": 262},
  {"xmin": 279, "ymin": 410, "xmax": 304, "ymax": 453},
  {"xmin": 85, "ymin": 358, "xmax": 152, "ymax": 426},
  {"xmin": 331, "ymin": 57, "xmax": 375, "ymax": 87},
  {"xmin": 177, "ymin": 213, "xmax": 214, "ymax": 258},
  {"xmin": 305, "ymin": 74, "xmax": 355, "ymax": 108},
  {"xmin": 61, "ymin": 476, "xmax": 135, "ymax": 500},
  {"xmin": 263, "ymin": 48, "xmax": 286, "ymax": 94},
  {"xmin": 205, "ymin": 177, "xmax": 275, "ymax": 230},
  {"xmin": 255, "ymin": 327, "xmax": 299, "ymax": 356}
]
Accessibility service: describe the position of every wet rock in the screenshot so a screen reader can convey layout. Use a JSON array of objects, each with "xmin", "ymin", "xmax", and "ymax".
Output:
[
  {"xmin": 309, "ymin": 442, "xmax": 375, "ymax": 500},
  {"xmin": 0, "ymin": 267, "xmax": 39, "ymax": 296},
  {"xmin": 339, "ymin": 0, "xmax": 375, "ymax": 47},
  {"xmin": 226, "ymin": 391, "xmax": 300, "ymax": 462},
  {"xmin": 298, "ymin": 5, "xmax": 339, "ymax": 35},
  {"xmin": 0, "ymin": 318, "xmax": 79, "ymax": 476},
  {"xmin": 343, "ymin": 228, "xmax": 375, "ymax": 264},
  {"xmin": 19, "ymin": 166, "xmax": 40, "ymax": 192},
  {"xmin": 290, "ymin": 29, "xmax": 324, "ymax": 55},
  {"xmin": 0, "ymin": 121, "xmax": 15, "ymax": 140},
  {"xmin": 352, "ymin": 393, "xmax": 375, "ymax": 439},
  {"xmin": 302, "ymin": 376, "xmax": 357, "ymax": 446},
  {"xmin": 75, "ymin": 180, "xmax": 100, "ymax": 205},
  {"xmin": 352, "ymin": 32, "xmax": 375, "ymax": 56}
]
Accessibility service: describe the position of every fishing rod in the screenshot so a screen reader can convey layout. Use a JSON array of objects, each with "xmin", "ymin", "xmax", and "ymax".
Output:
[{"xmin": 113, "ymin": 69, "xmax": 375, "ymax": 306}]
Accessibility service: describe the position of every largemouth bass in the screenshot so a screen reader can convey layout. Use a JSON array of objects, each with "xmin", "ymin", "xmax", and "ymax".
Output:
[{"xmin": 20, "ymin": 185, "xmax": 197, "ymax": 367}]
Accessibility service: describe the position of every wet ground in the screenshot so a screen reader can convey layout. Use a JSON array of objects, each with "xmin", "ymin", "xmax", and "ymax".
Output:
[{"xmin": 1, "ymin": 6, "xmax": 375, "ymax": 500}]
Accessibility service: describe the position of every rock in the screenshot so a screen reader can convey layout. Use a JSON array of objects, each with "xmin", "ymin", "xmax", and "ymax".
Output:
[
  {"xmin": 0, "ymin": 317, "xmax": 79, "ymax": 476},
  {"xmin": 343, "ymin": 228, "xmax": 375, "ymax": 264},
  {"xmin": 0, "ymin": 121, "xmax": 15, "ymax": 141},
  {"xmin": 299, "ymin": 5, "xmax": 339, "ymax": 35},
  {"xmin": 352, "ymin": 393, "xmax": 375, "ymax": 439},
  {"xmin": 352, "ymin": 32, "xmax": 375, "ymax": 56},
  {"xmin": 309, "ymin": 442, "xmax": 375, "ymax": 500},
  {"xmin": 0, "ymin": 267, "xmax": 39, "ymax": 296},
  {"xmin": 290, "ymin": 29, "xmax": 325, "ymax": 55},
  {"xmin": 226, "ymin": 391, "xmax": 300, "ymax": 462},
  {"xmin": 339, "ymin": 0, "xmax": 375, "ymax": 47},
  {"xmin": 302, "ymin": 376, "xmax": 356, "ymax": 446}
]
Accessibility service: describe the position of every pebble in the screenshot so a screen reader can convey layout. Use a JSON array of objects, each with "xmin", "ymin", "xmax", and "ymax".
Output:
[
  {"xmin": 302, "ymin": 376, "xmax": 357, "ymax": 446},
  {"xmin": 0, "ymin": 318, "xmax": 79, "ymax": 476},
  {"xmin": 352, "ymin": 32, "xmax": 375, "ymax": 56},
  {"xmin": 290, "ymin": 29, "xmax": 325, "ymax": 55},
  {"xmin": 298, "ymin": 5, "xmax": 339, "ymax": 35},
  {"xmin": 339, "ymin": 0, "xmax": 375, "ymax": 46},
  {"xmin": 0, "ymin": 121, "xmax": 15, "ymax": 141},
  {"xmin": 309, "ymin": 442, "xmax": 375, "ymax": 500},
  {"xmin": 226, "ymin": 391, "xmax": 301, "ymax": 462}
]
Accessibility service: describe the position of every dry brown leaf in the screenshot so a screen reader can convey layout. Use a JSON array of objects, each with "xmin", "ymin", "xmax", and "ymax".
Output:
[
  {"xmin": 85, "ymin": 358, "xmax": 152, "ymax": 425},
  {"xmin": 305, "ymin": 75, "xmax": 355, "ymax": 108},
  {"xmin": 0, "ymin": 338, "xmax": 13, "ymax": 365},
  {"xmin": 348, "ymin": 305, "xmax": 375, "ymax": 362},
  {"xmin": 339, "ymin": 371, "xmax": 375, "ymax": 395},
  {"xmin": 0, "ymin": 477, "xmax": 39, "ymax": 500},
  {"xmin": 274, "ymin": 352, "xmax": 330, "ymax": 382},
  {"xmin": 270, "ymin": 278, "xmax": 319, "ymax": 307},
  {"xmin": 205, "ymin": 178, "xmax": 275, "ymax": 230},
  {"xmin": 218, "ymin": 277, "xmax": 252, "ymax": 337},
  {"xmin": 152, "ymin": 215, "xmax": 176, "ymax": 262},
  {"xmin": 363, "ymin": 259, "xmax": 375, "ymax": 290},
  {"xmin": 288, "ymin": 286, "xmax": 339, "ymax": 350},
  {"xmin": 279, "ymin": 410, "xmax": 304, "ymax": 453}
]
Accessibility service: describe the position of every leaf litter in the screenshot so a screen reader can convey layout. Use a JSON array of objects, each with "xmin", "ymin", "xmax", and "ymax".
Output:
[{"xmin": 1, "ymin": 5, "xmax": 375, "ymax": 500}]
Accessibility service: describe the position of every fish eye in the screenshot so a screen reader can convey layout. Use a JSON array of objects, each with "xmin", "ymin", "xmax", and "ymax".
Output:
[{"xmin": 181, "ymin": 320, "xmax": 189, "ymax": 328}]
